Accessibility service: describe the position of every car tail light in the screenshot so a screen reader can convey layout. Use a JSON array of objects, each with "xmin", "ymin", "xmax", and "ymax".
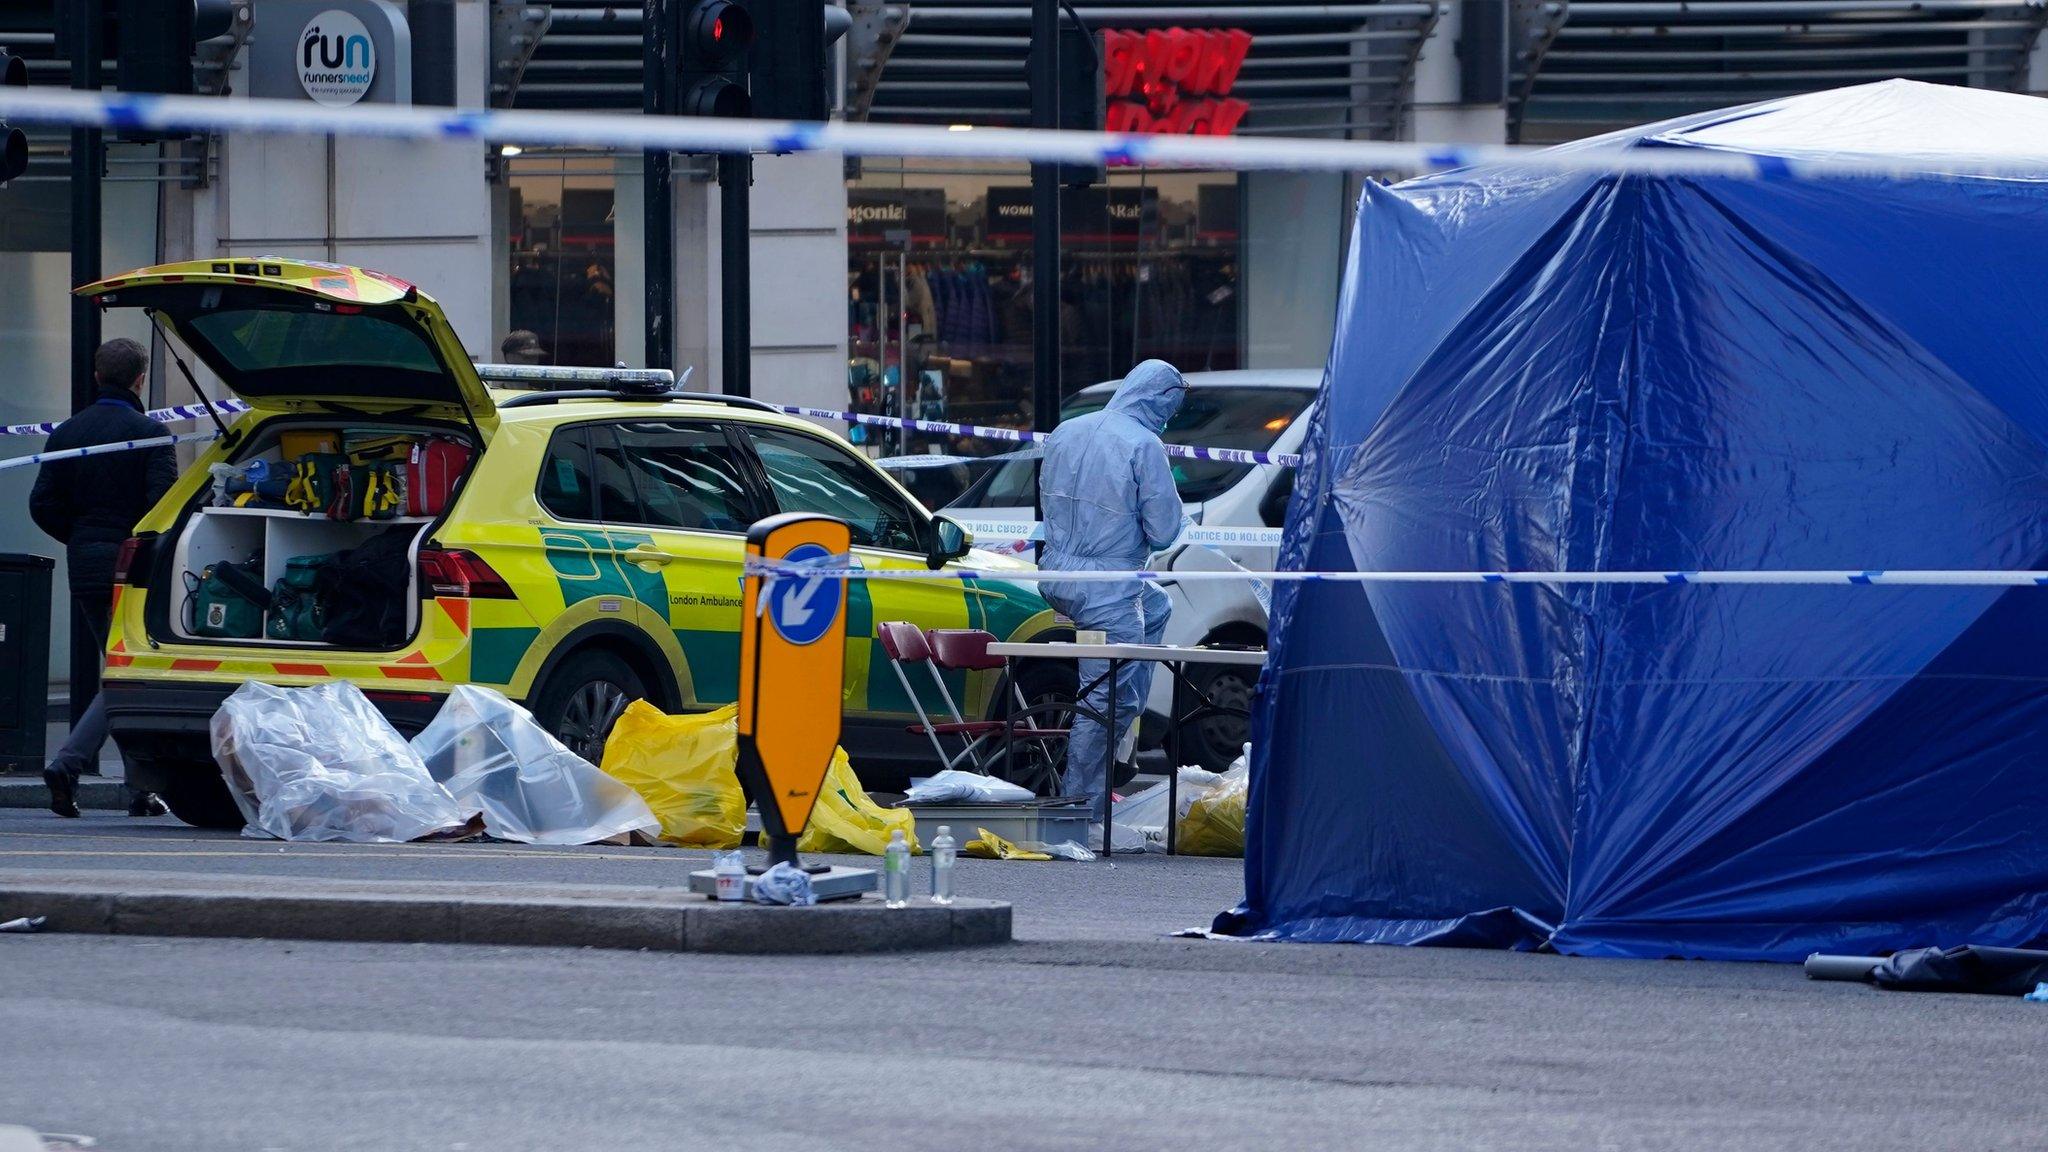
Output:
[
  {"xmin": 418, "ymin": 548, "xmax": 515, "ymax": 599},
  {"xmin": 113, "ymin": 534, "xmax": 157, "ymax": 585}
]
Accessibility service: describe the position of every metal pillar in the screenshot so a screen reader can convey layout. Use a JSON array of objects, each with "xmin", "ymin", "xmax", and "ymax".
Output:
[
  {"xmin": 643, "ymin": 0, "xmax": 676, "ymax": 371},
  {"xmin": 69, "ymin": 0, "xmax": 104, "ymax": 414},
  {"xmin": 1028, "ymin": 0, "xmax": 1061, "ymax": 433},
  {"xmin": 720, "ymin": 152, "xmax": 751, "ymax": 397}
]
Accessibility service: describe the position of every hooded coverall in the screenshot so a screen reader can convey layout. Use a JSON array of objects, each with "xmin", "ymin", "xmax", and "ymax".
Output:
[{"xmin": 1037, "ymin": 359, "xmax": 1188, "ymax": 816}]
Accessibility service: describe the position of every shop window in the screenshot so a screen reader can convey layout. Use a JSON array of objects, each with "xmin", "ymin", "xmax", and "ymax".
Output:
[
  {"xmin": 506, "ymin": 158, "xmax": 617, "ymax": 367},
  {"xmin": 846, "ymin": 165, "xmax": 1242, "ymax": 471}
]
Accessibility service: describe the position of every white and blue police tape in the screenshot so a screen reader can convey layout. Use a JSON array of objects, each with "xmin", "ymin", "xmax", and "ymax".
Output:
[
  {"xmin": 1, "ymin": 399, "xmax": 247, "ymax": 437},
  {"xmin": 0, "ymin": 392, "xmax": 1303, "ymax": 469},
  {"xmin": 744, "ymin": 555, "xmax": 2048, "ymax": 588},
  {"xmin": 0, "ymin": 430, "xmax": 224, "ymax": 473},
  {"xmin": 4, "ymin": 88, "xmax": 2046, "ymax": 182},
  {"xmin": 791, "ymin": 406, "xmax": 1298, "ymax": 468},
  {"xmin": 944, "ymin": 516, "xmax": 1285, "ymax": 550}
]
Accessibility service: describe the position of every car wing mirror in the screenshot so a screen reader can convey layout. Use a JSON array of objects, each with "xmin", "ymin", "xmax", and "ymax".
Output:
[{"xmin": 927, "ymin": 516, "xmax": 972, "ymax": 569}]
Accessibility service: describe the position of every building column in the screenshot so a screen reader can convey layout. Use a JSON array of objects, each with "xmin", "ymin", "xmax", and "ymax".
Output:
[{"xmin": 1405, "ymin": 2, "xmax": 1508, "ymax": 146}]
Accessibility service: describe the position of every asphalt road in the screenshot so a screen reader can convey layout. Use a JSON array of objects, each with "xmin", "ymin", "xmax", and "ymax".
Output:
[{"xmin": 1, "ymin": 812, "xmax": 2045, "ymax": 1151}]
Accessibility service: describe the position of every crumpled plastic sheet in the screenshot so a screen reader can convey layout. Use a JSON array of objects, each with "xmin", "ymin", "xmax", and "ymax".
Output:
[
  {"xmin": 411, "ymin": 685, "xmax": 659, "ymax": 845},
  {"xmin": 211, "ymin": 681, "xmax": 469, "ymax": 843},
  {"xmin": 903, "ymin": 769, "xmax": 1035, "ymax": 805},
  {"xmin": 752, "ymin": 861, "xmax": 817, "ymax": 906}
]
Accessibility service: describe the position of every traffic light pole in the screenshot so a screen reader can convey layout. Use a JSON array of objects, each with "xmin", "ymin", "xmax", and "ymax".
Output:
[
  {"xmin": 643, "ymin": 0, "xmax": 676, "ymax": 372},
  {"xmin": 719, "ymin": 153, "xmax": 750, "ymax": 397},
  {"xmin": 70, "ymin": 0, "xmax": 104, "ymax": 414},
  {"xmin": 1028, "ymin": 0, "xmax": 1061, "ymax": 434}
]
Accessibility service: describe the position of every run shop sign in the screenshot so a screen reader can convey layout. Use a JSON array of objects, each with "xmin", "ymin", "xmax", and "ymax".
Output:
[
  {"xmin": 250, "ymin": 0, "xmax": 414, "ymax": 106},
  {"xmin": 299, "ymin": 10, "xmax": 375, "ymax": 105}
]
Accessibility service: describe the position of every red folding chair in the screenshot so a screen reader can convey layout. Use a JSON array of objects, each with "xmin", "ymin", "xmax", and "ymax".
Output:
[
  {"xmin": 875, "ymin": 623, "xmax": 1077, "ymax": 794},
  {"xmin": 876, "ymin": 620, "xmax": 1004, "ymax": 772}
]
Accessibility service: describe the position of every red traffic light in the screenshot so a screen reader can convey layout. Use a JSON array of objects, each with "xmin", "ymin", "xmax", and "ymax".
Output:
[{"xmin": 684, "ymin": 0, "xmax": 753, "ymax": 64}]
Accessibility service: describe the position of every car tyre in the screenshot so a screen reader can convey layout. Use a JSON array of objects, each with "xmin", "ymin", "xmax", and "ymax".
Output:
[
  {"xmin": 1181, "ymin": 661, "xmax": 1255, "ymax": 772},
  {"xmin": 532, "ymin": 648, "xmax": 648, "ymax": 766},
  {"xmin": 160, "ymin": 769, "xmax": 247, "ymax": 830}
]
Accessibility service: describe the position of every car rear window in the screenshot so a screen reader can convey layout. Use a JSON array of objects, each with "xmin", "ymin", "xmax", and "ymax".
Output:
[{"xmin": 185, "ymin": 309, "xmax": 442, "ymax": 374}]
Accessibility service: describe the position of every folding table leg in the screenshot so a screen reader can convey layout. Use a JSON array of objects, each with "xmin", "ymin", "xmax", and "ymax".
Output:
[
  {"xmin": 1167, "ymin": 659, "xmax": 1181, "ymax": 856},
  {"xmin": 1102, "ymin": 658, "xmax": 1118, "ymax": 860}
]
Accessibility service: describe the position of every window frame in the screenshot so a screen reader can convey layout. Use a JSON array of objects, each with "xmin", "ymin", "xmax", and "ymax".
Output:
[
  {"xmin": 734, "ymin": 422, "xmax": 935, "ymax": 558},
  {"xmin": 534, "ymin": 418, "xmax": 771, "ymax": 537}
]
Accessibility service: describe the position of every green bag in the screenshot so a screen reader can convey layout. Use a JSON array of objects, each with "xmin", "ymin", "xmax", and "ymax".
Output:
[
  {"xmin": 185, "ymin": 561, "xmax": 266, "ymax": 639},
  {"xmin": 285, "ymin": 452, "xmax": 348, "ymax": 514},
  {"xmin": 330, "ymin": 460, "xmax": 405, "ymax": 522},
  {"xmin": 265, "ymin": 554, "xmax": 333, "ymax": 642}
]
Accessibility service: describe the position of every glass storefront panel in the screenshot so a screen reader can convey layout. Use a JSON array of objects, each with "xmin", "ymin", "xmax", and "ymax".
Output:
[
  {"xmin": 505, "ymin": 156, "xmax": 618, "ymax": 367},
  {"xmin": 847, "ymin": 163, "xmax": 1243, "ymax": 468}
]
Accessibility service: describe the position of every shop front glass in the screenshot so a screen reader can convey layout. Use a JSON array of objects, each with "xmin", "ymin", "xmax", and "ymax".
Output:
[
  {"xmin": 846, "ymin": 163, "xmax": 1242, "ymax": 474},
  {"xmin": 505, "ymin": 156, "xmax": 618, "ymax": 367}
]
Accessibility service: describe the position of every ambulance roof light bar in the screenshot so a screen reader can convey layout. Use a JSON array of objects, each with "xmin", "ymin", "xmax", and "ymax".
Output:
[{"xmin": 474, "ymin": 363, "xmax": 679, "ymax": 392}]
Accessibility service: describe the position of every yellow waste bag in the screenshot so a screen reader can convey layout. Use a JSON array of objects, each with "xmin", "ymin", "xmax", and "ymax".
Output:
[
  {"xmin": 598, "ymin": 701, "xmax": 746, "ymax": 848},
  {"xmin": 1177, "ymin": 772, "xmax": 1248, "ymax": 857},
  {"xmin": 797, "ymin": 747, "xmax": 920, "ymax": 856},
  {"xmin": 962, "ymin": 826, "xmax": 1052, "ymax": 860}
]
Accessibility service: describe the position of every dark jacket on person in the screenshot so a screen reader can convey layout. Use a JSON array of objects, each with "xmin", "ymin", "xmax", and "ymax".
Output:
[{"xmin": 29, "ymin": 386, "xmax": 178, "ymax": 598}]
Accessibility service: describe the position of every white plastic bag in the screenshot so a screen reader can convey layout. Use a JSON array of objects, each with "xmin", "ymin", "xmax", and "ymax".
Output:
[
  {"xmin": 1106, "ymin": 783, "xmax": 1171, "ymax": 853},
  {"xmin": 752, "ymin": 861, "xmax": 817, "ymax": 906},
  {"xmin": 210, "ymin": 681, "xmax": 468, "ymax": 843},
  {"xmin": 903, "ymin": 768, "xmax": 1036, "ymax": 805},
  {"xmin": 411, "ymin": 685, "xmax": 660, "ymax": 845}
]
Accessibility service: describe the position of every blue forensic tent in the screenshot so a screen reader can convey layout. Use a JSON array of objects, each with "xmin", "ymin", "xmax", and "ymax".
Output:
[{"xmin": 1223, "ymin": 82, "xmax": 2048, "ymax": 961}]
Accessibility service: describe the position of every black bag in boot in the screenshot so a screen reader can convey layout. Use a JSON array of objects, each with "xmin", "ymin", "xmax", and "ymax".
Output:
[{"xmin": 318, "ymin": 526, "xmax": 416, "ymax": 648}]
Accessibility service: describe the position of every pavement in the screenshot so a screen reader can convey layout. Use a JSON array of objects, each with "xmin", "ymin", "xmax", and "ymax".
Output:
[{"xmin": 1, "ymin": 812, "xmax": 2046, "ymax": 1150}]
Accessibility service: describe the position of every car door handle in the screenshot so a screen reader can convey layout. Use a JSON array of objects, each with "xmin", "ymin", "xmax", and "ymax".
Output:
[{"xmin": 626, "ymin": 544, "xmax": 673, "ymax": 568}]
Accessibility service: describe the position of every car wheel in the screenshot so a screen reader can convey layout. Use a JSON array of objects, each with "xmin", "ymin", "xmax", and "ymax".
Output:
[
  {"xmin": 1181, "ymin": 662, "xmax": 1255, "ymax": 772},
  {"xmin": 533, "ymin": 649, "xmax": 648, "ymax": 765},
  {"xmin": 990, "ymin": 658, "xmax": 1136, "ymax": 794},
  {"xmin": 160, "ymin": 770, "xmax": 246, "ymax": 830}
]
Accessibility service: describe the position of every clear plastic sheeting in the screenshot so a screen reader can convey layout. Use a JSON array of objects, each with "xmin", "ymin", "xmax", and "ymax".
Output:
[
  {"xmin": 210, "ymin": 681, "xmax": 469, "ymax": 843},
  {"xmin": 1227, "ymin": 81, "xmax": 2048, "ymax": 960},
  {"xmin": 411, "ymin": 685, "xmax": 659, "ymax": 845}
]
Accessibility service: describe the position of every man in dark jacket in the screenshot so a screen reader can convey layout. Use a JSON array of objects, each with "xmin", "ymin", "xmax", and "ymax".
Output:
[{"xmin": 30, "ymin": 338, "xmax": 175, "ymax": 818}]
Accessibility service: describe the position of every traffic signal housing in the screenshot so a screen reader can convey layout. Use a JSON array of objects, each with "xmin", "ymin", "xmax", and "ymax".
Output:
[
  {"xmin": 0, "ymin": 50, "xmax": 25, "ymax": 186},
  {"xmin": 112, "ymin": 0, "xmax": 237, "ymax": 97},
  {"xmin": 678, "ymin": 0, "xmax": 756, "ymax": 118},
  {"xmin": 749, "ymin": 0, "xmax": 854, "ymax": 122}
]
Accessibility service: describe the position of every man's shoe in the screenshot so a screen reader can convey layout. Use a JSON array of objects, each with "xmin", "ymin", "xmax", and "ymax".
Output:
[
  {"xmin": 44, "ymin": 767, "xmax": 80, "ymax": 818},
  {"xmin": 127, "ymin": 791, "xmax": 168, "ymax": 818}
]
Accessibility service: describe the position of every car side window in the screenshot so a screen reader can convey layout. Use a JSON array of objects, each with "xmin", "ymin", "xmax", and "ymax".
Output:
[
  {"xmin": 744, "ymin": 426, "xmax": 926, "ymax": 553},
  {"xmin": 537, "ymin": 425, "xmax": 597, "ymax": 521},
  {"xmin": 611, "ymin": 421, "xmax": 759, "ymax": 533},
  {"xmin": 587, "ymin": 425, "xmax": 647, "ymax": 524}
]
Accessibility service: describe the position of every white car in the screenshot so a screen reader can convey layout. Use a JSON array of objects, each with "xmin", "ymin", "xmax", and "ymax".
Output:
[{"xmin": 945, "ymin": 369, "xmax": 1319, "ymax": 769}]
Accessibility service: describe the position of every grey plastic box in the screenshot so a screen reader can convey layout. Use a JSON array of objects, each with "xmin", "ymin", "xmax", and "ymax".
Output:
[{"xmin": 899, "ymin": 800, "xmax": 1094, "ymax": 850}]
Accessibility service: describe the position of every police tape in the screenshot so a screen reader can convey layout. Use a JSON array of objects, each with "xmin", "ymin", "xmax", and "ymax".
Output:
[
  {"xmin": 945, "ymin": 516, "xmax": 1285, "ymax": 549},
  {"xmin": 1, "ymin": 88, "xmax": 2042, "ymax": 182},
  {"xmin": 1, "ymin": 399, "xmax": 245, "ymax": 437},
  {"xmin": 0, "ymin": 430, "xmax": 223, "ymax": 473},
  {"xmin": 1, "ymin": 393, "xmax": 1303, "ymax": 469},
  {"xmin": 745, "ymin": 557, "xmax": 2048, "ymax": 588}
]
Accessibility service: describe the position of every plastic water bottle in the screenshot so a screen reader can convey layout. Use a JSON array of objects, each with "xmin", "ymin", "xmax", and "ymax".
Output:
[
  {"xmin": 883, "ymin": 829, "xmax": 911, "ymax": 908},
  {"xmin": 713, "ymin": 850, "xmax": 746, "ymax": 902},
  {"xmin": 929, "ymin": 826, "xmax": 956, "ymax": 904}
]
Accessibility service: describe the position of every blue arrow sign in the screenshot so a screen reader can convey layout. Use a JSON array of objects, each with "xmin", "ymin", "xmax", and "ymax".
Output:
[{"xmin": 766, "ymin": 542, "xmax": 843, "ymax": 646}]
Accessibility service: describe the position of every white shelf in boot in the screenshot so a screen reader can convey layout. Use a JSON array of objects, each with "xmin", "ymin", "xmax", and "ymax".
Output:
[{"xmin": 196, "ymin": 505, "xmax": 432, "ymax": 525}]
